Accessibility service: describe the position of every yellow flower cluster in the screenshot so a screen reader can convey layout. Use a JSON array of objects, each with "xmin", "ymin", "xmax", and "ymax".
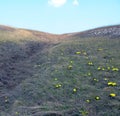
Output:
[
  {"xmin": 93, "ymin": 78, "xmax": 99, "ymax": 82},
  {"xmin": 112, "ymin": 67, "xmax": 119, "ymax": 71},
  {"xmin": 54, "ymin": 47, "xmax": 119, "ymax": 105},
  {"xmin": 75, "ymin": 51, "xmax": 87, "ymax": 55},
  {"xmin": 88, "ymin": 62, "xmax": 93, "ymax": 66},
  {"xmin": 55, "ymin": 84, "xmax": 62, "ymax": 88},
  {"xmin": 97, "ymin": 66, "xmax": 119, "ymax": 71},
  {"xmin": 108, "ymin": 82, "xmax": 117, "ymax": 86},
  {"xmin": 97, "ymin": 66, "xmax": 105, "ymax": 71}
]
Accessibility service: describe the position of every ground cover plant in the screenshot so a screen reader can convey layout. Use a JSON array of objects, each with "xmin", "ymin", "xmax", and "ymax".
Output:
[{"xmin": 0, "ymin": 25, "xmax": 120, "ymax": 116}]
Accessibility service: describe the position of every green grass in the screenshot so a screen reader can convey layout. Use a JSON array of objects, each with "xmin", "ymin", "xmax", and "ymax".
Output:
[{"xmin": 0, "ymin": 31, "xmax": 120, "ymax": 115}]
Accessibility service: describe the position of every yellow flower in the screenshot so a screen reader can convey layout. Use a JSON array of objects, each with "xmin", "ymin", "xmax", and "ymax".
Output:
[
  {"xmin": 86, "ymin": 99, "xmax": 90, "ymax": 103},
  {"xmin": 109, "ymin": 93, "xmax": 116, "ymax": 97},
  {"xmin": 54, "ymin": 78, "xmax": 58, "ymax": 81},
  {"xmin": 76, "ymin": 51, "xmax": 81, "ymax": 55},
  {"xmin": 67, "ymin": 65, "xmax": 72, "ymax": 70},
  {"xmin": 97, "ymin": 48, "xmax": 103, "ymax": 51},
  {"xmin": 95, "ymin": 96, "xmax": 100, "ymax": 100},
  {"xmin": 55, "ymin": 85, "xmax": 59, "ymax": 88},
  {"xmin": 73, "ymin": 88, "xmax": 77, "ymax": 92},
  {"xmin": 87, "ymin": 72, "xmax": 91, "ymax": 76},
  {"xmin": 58, "ymin": 84, "xmax": 62, "ymax": 87},
  {"xmin": 112, "ymin": 82, "xmax": 117, "ymax": 86},
  {"xmin": 108, "ymin": 82, "xmax": 113, "ymax": 86},
  {"xmin": 97, "ymin": 67, "xmax": 101, "ymax": 70},
  {"xmin": 107, "ymin": 67, "xmax": 111, "ymax": 70},
  {"xmin": 102, "ymin": 67, "xmax": 105, "ymax": 71},
  {"xmin": 104, "ymin": 78, "xmax": 108, "ymax": 81}
]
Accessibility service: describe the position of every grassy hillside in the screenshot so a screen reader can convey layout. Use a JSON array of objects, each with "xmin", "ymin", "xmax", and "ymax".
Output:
[{"xmin": 0, "ymin": 25, "xmax": 120, "ymax": 116}]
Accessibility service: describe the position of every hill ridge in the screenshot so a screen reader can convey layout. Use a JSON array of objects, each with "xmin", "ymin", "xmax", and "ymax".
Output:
[{"xmin": 0, "ymin": 24, "xmax": 120, "ymax": 39}]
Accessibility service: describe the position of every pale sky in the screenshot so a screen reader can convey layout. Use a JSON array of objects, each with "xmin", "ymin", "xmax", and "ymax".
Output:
[{"xmin": 0, "ymin": 0, "xmax": 120, "ymax": 34}]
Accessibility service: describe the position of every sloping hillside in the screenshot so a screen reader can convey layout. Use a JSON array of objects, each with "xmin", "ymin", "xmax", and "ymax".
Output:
[
  {"xmin": 71, "ymin": 25, "xmax": 120, "ymax": 39},
  {"xmin": 0, "ymin": 25, "xmax": 120, "ymax": 116},
  {"xmin": 0, "ymin": 25, "xmax": 71, "ymax": 43}
]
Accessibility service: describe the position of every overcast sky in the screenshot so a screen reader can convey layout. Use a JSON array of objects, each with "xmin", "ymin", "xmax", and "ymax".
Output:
[{"xmin": 0, "ymin": 0, "xmax": 120, "ymax": 34}]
